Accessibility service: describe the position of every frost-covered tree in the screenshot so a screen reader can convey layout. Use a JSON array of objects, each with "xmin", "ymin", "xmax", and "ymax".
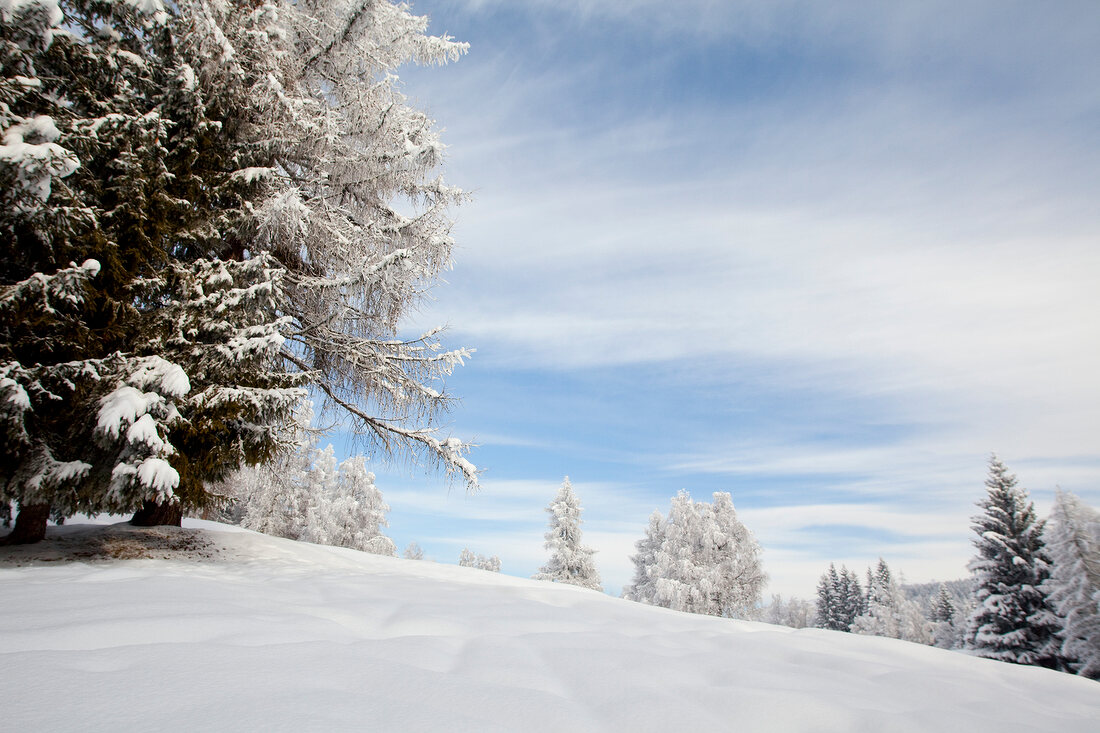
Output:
[
  {"xmin": 302, "ymin": 455, "xmax": 395, "ymax": 556},
  {"xmin": 763, "ymin": 594, "xmax": 815, "ymax": 629},
  {"xmin": 458, "ymin": 548, "xmax": 498, "ymax": 571},
  {"xmin": 623, "ymin": 490, "xmax": 765, "ymax": 618},
  {"xmin": 851, "ymin": 559, "xmax": 931, "ymax": 644},
  {"xmin": 623, "ymin": 510, "xmax": 663, "ymax": 602},
  {"xmin": 186, "ymin": 0, "xmax": 477, "ymax": 487},
  {"xmin": 403, "ymin": 542, "xmax": 424, "ymax": 560},
  {"xmin": 229, "ymin": 408, "xmax": 396, "ymax": 556},
  {"xmin": 236, "ymin": 404, "xmax": 318, "ymax": 540},
  {"xmin": 533, "ymin": 477, "xmax": 601, "ymax": 591},
  {"xmin": 303, "ymin": 444, "xmax": 339, "ymax": 515},
  {"xmin": 2, "ymin": 0, "xmax": 475, "ymax": 542},
  {"xmin": 1042, "ymin": 491, "xmax": 1100, "ymax": 678},
  {"xmin": 478, "ymin": 554, "xmax": 501, "ymax": 572},
  {"xmin": 966, "ymin": 456, "xmax": 1064, "ymax": 669}
]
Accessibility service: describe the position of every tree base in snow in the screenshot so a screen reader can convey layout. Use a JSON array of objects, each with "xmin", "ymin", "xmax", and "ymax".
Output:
[
  {"xmin": 0, "ymin": 503, "xmax": 50, "ymax": 545},
  {"xmin": 130, "ymin": 501, "xmax": 183, "ymax": 527}
]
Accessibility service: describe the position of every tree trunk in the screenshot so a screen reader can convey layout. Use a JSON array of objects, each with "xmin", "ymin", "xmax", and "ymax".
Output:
[
  {"xmin": 0, "ymin": 503, "xmax": 50, "ymax": 545},
  {"xmin": 130, "ymin": 500, "xmax": 183, "ymax": 527}
]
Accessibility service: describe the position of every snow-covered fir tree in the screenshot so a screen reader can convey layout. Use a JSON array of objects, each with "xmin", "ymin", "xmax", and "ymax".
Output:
[
  {"xmin": 815, "ymin": 564, "xmax": 844, "ymax": 631},
  {"xmin": 815, "ymin": 564, "xmax": 863, "ymax": 631},
  {"xmin": 851, "ymin": 559, "xmax": 931, "ymax": 643},
  {"xmin": 965, "ymin": 456, "xmax": 1064, "ymax": 669},
  {"xmin": 1042, "ymin": 491, "xmax": 1100, "ymax": 678},
  {"xmin": 930, "ymin": 583, "xmax": 957, "ymax": 623},
  {"xmin": 852, "ymin": 559, "xmax": 903, "ymax": 638},
  {"xmin": 840, "ymin": 568, "xmax": 866, "ymax": 627},
  {"xmin": 624, "ymin": 490, "xmax": 765, "ymax": 618},
  {"xmin": 533, "ymin": 477, "xmax": 601, "ymax": 591},
  {"xmin": 900, "ymin": 577, "xmax": 974, "ymax": 648},
  {"xmin": 930, "ymin": 583, "xmax": 960, "ymax": 649},
  {"xmin": 458, "ymin": 548, "xmax": 477, "ymax": 568},
  {"xmin": 1, "ymin": 1, "xmax": 302, "ymax": 539}
]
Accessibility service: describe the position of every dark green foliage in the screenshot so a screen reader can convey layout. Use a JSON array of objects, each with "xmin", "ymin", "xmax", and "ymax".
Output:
[
  {"xmin": 965, "ymin": 456, "xmax": 1065, "ymax": 669},
  {"xmin": 816, "ymin": 563, "xmax": 863, "ymax": 632},
  {"xmin": 930, "ymin": 583, "xmax": 956, "ymax": 623},
  {"xmin": 1, "ymin": 2, "xmax": 299, "ymax": 529}
]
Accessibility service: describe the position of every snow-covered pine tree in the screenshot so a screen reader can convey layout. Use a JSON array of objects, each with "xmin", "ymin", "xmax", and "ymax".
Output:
[
  {"xmin": 965, "ymin": 456, "xmax": 1064, "ymax": 669},
  {"xmin": 854, "ymin": 558, "xmax": 900, "ymax": 637},
  {"xmin": 851, "ymin": 558, "xmax": 932, "ymax": 643},
  {"xmin": 840, "ymin": 567, "xmax": 865, "ymax": 629},
  {"xmin": 533, "ymin": 476, "xmax": 601, "ymax": 591},
  {"xmin": 930, "ymin": 583, "xmax": 956, "ymax": 623},
  {"xmin": 1, "ymin": 1, "xmax": 304, "ymax": 539},
  {"xmin": 458, "ymin": 548, "xmax": 477, "ymax": 568},
  {"xmin": 1042, "ymin": 491, "xmax": 1100, "ymax": 678},
  {"xmin": 815, "ymin": 564, "xmax": 842, "ymax": 630},
  {"xmin": 815, "ymin": 564, "xmax": 863, "ymax": 631},
  {"xmin": 1, "ymin": 2, "xmax": 122, "ymax": 542},
  {"xmin": 930, "ymin": 582, "xmax": 959, "ymax": 649}
]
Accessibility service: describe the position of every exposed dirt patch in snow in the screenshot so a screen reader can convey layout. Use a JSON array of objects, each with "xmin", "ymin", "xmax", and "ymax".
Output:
[{"xmin": 0, "ymin": 522, "xmax": 220, "ymax": 564}]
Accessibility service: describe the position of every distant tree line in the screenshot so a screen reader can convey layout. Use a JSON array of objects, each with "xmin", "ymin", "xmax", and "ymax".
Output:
[{"xmin": 812, "ymin": 456, "xmax": 1100, "ymax": 681}]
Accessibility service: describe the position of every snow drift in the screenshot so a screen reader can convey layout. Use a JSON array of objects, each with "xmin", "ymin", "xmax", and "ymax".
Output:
[{"xmin": 1, "ymin": 519, "xmax": 1097, "ymax": 732}]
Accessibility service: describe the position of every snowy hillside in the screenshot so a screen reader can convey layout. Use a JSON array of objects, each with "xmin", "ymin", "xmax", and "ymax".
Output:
[{"xmin": 2, "ymin": 520, "xmax": 1097, "ymax": 732}]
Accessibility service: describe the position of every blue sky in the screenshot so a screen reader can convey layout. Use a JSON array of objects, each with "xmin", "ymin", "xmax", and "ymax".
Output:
[{"xmin": 342, "ymin": 0, "xmax": 1100, "ymax": 598}]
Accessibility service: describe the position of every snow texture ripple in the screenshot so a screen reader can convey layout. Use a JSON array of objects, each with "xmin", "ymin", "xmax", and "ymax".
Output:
[{"xmin": 1, "ymin": 519, "xmax": 1097, "ymax": 732}]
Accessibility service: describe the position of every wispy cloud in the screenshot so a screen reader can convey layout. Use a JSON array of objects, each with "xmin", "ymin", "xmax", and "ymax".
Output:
[{"xmin": 374, "ymin": 0, "xmax": 1100, "ymax": 598}]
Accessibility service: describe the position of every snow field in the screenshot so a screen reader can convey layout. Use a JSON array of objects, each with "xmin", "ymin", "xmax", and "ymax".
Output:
[{"xmin": 1, "ymin": 520, "xmax": 1097, "ymax": 732}]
